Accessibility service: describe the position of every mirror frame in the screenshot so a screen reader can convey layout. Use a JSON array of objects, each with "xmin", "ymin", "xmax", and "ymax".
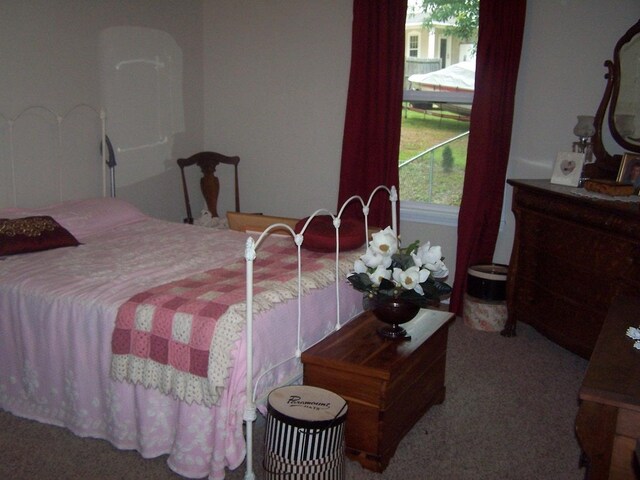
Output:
[
  {"xmin": 591, "ymin": 18, "xmax": 640, "ymax": 179},
  {"xmin": 609, "ymin": 19, "xmax": 640, "ymax": 153}
]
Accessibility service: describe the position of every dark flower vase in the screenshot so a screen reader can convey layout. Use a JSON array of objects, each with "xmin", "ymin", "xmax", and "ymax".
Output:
[{"xmin": 365, "ymin": 297, "xmax": 421, "ymax": 339}]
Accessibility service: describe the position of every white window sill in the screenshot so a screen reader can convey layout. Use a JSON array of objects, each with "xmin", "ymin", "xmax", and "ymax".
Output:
[{"xmin": 400, "ymin": 201, "xmax": 459, "ymax": 227}]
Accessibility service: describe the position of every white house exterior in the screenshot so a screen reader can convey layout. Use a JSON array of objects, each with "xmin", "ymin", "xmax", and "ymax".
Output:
[{"xmin": 405, "ymin": 9, "xmax": 476, "ymax": 70}]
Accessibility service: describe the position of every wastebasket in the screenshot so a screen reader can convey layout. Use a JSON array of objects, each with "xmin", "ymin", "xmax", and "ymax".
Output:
[
  {"xmin": 264, "ymin": 385, "xmax": 348, "ymax": 479},
  {"xmin": 463, "ymin": 263, "xmax": 508, "ymax": 332}
]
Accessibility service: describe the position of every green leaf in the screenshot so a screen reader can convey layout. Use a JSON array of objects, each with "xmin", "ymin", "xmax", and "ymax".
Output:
[
  {"xmin": 419, "ymin": 277, "xmax": 452, "ymax": 298},
  {"xmin": 377, "ymin": 278, "xmax": 397, "ymax": 298},
  {"xmin": 347, "ymin": 273, "xmax": 374, "ymax": 293},
  {"xmin": 400, "ymin": 239, "xmax": 420, "ymax": 255},
  {"xmin": 434, "ymin": 280, "xmax": 453, "ymax": 295},
  {"xmin": 418, "ymin": 0, "xmax": 479, "ymax": 42},
  {"xmin": 391, "ymin": 253, "xmax": 416, "ymax": 270}
]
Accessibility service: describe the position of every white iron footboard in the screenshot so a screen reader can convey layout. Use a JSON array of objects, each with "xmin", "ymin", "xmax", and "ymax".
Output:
[{"xmin": 242, "ymin": 185, "xmax": 397, "ymax": 480}]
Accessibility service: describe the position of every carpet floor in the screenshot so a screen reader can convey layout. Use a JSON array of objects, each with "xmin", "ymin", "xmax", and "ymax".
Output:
[{"xmin": 0, "ymin": 318, "xmax": 588, "ymax": 480}]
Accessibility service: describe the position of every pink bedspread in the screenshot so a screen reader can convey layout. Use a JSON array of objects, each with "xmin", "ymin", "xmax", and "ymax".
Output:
[{"xmin": 0, "ymin": 215, "xmax": 362, "ymax": 479}]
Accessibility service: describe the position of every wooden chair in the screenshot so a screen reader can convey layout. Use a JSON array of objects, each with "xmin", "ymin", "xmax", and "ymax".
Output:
[{"xmin": 177, "ymin": 151, "xmax": 240, "ymax": 224}]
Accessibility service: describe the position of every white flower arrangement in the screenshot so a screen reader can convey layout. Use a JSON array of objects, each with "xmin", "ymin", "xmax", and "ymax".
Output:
[{"xmin": 347, "ymin": 226, "xmax": 452, "ymax": 308}]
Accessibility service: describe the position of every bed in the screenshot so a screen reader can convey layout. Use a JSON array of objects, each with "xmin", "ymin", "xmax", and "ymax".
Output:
[{"xmin": 0, "ymin": 105, "xmax": 397, "ymax": 479}]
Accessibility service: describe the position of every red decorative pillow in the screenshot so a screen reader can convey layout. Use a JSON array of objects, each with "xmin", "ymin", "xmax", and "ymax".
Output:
[
  {"xmin": 294, "ymin": 215, "xmax": 365, "ymax": 252},
  {"xmin": 0, "ymin": 216, "xmax": 81, "ymax": 256}
]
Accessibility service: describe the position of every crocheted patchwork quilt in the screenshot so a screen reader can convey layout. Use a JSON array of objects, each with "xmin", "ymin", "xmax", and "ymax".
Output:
[{"xmin": 111, "ymin": 236, "xmax": 352, "ymax": 406}]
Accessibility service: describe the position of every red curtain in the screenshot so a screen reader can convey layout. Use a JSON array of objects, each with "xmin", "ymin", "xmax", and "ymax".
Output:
[
  {"xmin": 449, "ymin": 0, "xmax": 527, "ymax": 316},
  {"xmin": 337, "ymin": 0, "xmax": 407, "ymax": 227}
]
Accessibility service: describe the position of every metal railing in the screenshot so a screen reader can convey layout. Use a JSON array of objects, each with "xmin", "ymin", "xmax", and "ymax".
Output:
[{"xmin": 399, "ymin": 130, "xmax": 469, "ymax": 203}]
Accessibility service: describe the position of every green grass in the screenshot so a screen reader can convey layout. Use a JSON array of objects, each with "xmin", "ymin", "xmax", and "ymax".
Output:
[{"xmin": 399, "ymin": 108, "xmax": 469, "ymax": 206}]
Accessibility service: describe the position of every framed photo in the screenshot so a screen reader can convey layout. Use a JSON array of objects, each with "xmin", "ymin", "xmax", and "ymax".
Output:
[
  {"xmin": 550, "ymin": 152, "xmax": 585, "ymax": 187},
  {"xmin": 616, "ymin": 153, "xmax": 640, "ymax": 189}
]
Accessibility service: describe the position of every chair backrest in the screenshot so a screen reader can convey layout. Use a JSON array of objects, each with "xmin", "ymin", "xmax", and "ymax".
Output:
[{"xmin": 177, "ymin": 151, "xmax": 240, "ymax": 224}]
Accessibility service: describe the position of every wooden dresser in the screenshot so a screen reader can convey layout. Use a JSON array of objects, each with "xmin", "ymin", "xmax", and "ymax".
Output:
[
  {"xmin": 504, "ymin": 179, "xmax": 640, "ymax": 359},
  {"xmin": 575, "ymin": 296, "xmax": 640, "ymax": 479},
  {"xmin": 301, "ymin": 308, "xmax": 455, "ymax": 472}
]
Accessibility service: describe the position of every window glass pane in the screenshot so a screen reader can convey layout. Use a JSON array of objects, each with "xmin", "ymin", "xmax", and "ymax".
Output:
[
  {"xmin": 399, "ymin": 109, "xmax": 468, "ymax": 206},
  {"xmin": 408, "ymin": 35, "xmax": 419, "ymax": 57},
  {"xmin": 402, "ymin": 0, "xmax": 478, "ymax": 217}
]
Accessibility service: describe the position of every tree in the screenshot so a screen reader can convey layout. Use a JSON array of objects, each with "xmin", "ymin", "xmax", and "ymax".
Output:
[
  {"xmin": 417, "ymin": 0, "xmax": 479, "ymax": 42},
  {"xmin": 441, "ymin": 145, "xmax": 454, "ymax": 173}
]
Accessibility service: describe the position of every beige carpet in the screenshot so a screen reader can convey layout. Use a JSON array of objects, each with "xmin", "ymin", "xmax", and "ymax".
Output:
[{"xmin": 0, "ymin": 318, "xmax": 588, "ymax": 480}]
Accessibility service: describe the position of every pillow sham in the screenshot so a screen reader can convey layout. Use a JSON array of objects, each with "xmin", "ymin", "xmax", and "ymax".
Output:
[
  {"xmin": 294, "ymin": 215, "xmax": 365, "ymax": 252},
  {"xmin": 0, "ymin": 197, "xmax": 147, "ymax": 240},
  {"xmin": 0, "ymin": 216, "xmax": 81, "ymax": 256}
]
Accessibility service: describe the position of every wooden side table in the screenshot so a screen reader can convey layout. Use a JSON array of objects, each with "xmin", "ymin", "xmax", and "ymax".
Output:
[{"xmin": 301, "ymin": 308, "xmax": 455, "ymax": 472}]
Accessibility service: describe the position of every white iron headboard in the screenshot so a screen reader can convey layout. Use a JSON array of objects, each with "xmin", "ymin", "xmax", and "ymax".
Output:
[{"xmin": 0, "ymin": 104, "xmax": 110, "ymax": 209}]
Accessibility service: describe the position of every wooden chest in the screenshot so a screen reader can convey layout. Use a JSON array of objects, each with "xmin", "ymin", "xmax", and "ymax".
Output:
[{"xmin": 301, "ymin": 308, "xmax": 455, "ymax": 472}]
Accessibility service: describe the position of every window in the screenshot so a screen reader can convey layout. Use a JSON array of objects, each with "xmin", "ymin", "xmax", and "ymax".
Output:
[
  {"xmin": 401, "ymin": 2, "xmax": 478, "ymax": 226},
  {"xmin": 408, "ymin": 34, "xmax": 419, "ymax": 57}
]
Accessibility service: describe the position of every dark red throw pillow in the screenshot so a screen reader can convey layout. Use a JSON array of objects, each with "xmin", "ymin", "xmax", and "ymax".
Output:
[
  {"xmin": 294, "ymin": 215, "xmax": 365, "ymax": 252},
  {"xmin": 0, "ymin": 216, "xmax": 81, "ymax": 256}
]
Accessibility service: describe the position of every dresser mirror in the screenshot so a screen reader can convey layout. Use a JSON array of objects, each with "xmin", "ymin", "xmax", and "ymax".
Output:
[{"xmin": 590, "ymin": 18, "xmax": 640, "ymax": 179}]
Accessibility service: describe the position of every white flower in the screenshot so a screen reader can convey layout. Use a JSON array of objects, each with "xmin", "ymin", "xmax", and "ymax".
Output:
[
  {"xmin": 368, "ymin": 265, "xmax": 391, "ymax": 286},
  {"xmin": 354, "ymin": 259, "xmax": 367, "ymax": 274},
  {"xmin": 626, "ymin": 327, "xmax": 640, "ymax": 349},
  {"xmin": 430, "ymin": 260, "xmax": 449, "ymax": 279},
  {"xmin": 392, "ymin": 266, "xmax": 429, "ymax": 295},
  {"xmin": 413, "ymin": 243, "xmax": 449, "ymax": 278},
  {"xmin": 360, "ymin": 247, "xmax": 392, "ymax": 269},
  {"xmin": 369, "ymin": 227, "xmax": 398, "ymax": 257},
  {"xmin": 627, "ymin": 326, "xmax": 640, "ymax": 340}
]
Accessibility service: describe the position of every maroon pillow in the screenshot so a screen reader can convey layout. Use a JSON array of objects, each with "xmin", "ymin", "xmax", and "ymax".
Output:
[
  {"xmin": 0, "ymin": 216, "xmax": 81, "ymax": 256},
  {"xmin": 294, "ymin": 215, "xmax": 365, "ymax": 252}
]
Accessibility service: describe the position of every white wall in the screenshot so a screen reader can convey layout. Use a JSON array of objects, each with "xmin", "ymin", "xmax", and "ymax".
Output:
[
  {"xmin": 0, "ymin": 0, "xmax": 204, "ymax": 221},
  {"xmin": 495, "ymin": 0, "xmax": 640, "ymax": 264},
  {"xmin": 202, "ymin": 0, "xmax": 353, "ymax": 219}
]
